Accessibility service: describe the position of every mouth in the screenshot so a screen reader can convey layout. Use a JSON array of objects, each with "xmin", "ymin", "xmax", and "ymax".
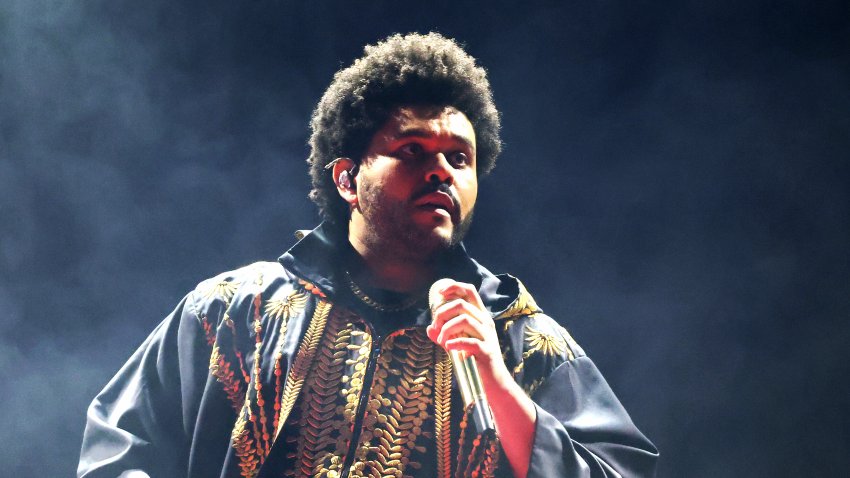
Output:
[{"xmin": 414, "ymin": 191, "xmax": 457, "ymax": 219}]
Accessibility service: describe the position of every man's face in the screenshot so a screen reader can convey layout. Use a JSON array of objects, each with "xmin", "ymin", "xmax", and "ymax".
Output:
[{"xmin": 352, "ymin": 105, "xmax": 478, "ymax": 260}]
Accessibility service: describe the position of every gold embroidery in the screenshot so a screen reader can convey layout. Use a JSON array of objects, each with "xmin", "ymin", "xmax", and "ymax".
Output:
[
  {"xmin": 478, "ymin": 437, "xmax": 500, "ymax": 478},
  {"xmin": 348, "ymin": 329, "xmax": 435, "ymax": 478},
  {"xmin": 512, "ymin": 352, "xmax": 528, "ymax": 377},
  {"xmin": 272, "ymin": 333, "xmax": 286, "ymax": 432},
  {"xmin": 525, "ymin": 326, "xmax": 568, "ymax": 357},
  {"xmin": 298, "ymin": 278, "xmax": 327, "ymax": 298},
  {"xmin": 455, "ymin": 406, "xmax": 499, "ymax": 478},
  {"xmin": 204, "ymin": 279, "xmax": 250, "ymax": 413},
  {"xmin": 275, "ymin": 299, "xmax": 333, "ymax": 438},
  {"xmin": 273, "ymin": 310, "xmax": 367, "ymax": 478},
  {"xmin": 264, "ymin": 289, "xmax": 309, "ymax": 321},
  {"xmin": 499, "ymin": 316, "xmax": 518, "ymax": 364},
  {"xmin": 205, "ymin": 280, "xmax": 240, "ymax": 301},
  {"xmin": 434, "ymin": 348, "xmax": 453, "ymax": 478},
  {"xmin": 221, "ymin": 313, "xmax": 251, "ymax": 385},
  {"xmin": 501, "ymin": 317, "xmax": 518, "ymax": 338},
  {"xmin": 250, "ymin": 294, "xmax": 272, "ymax": 456},
  {"xmin": 493, "ymin": 280, "xmax": 540, "ymax": 321},
  {"xmin": 232, "ymin": 299, "xmax": 337, "ymax": 478},
  {"xmin": 200, "ymin": 314, "xmax": 216, "ymax": 346},
  {"xmin": 291, "ymin": 314, "xmax": 354, "ymax": 478},
  {"xmin": 210, "ymin": 344, "xmax": 245, "ymax": 411},
  {"xmin": 270, "ymin": 288, "xmax": 309, "ymax": 432},
  {"xmin": 343, "ymin": 327, "xmax": 372, "ymax": 421},
  {"xmin": 513, "ymin": 322, "xmax": 574, "ymax": 377},
  {"xmin": 231, "ymin": 412, "xmax": 260, "ymax": 478},
  {"xmin": 228, "ymin": 295, "xmax": 272, "ymax": 478},
  {"xmin": 495, "ymin": 281, "xmax": 540, "ymax": 369},
  {"xmin": 454, "ymin": 406, "xmax": 471, "ymax": 477},
  {"xmin": 522, "ymin": 377, "xmax": 546, "ymax": 397}
]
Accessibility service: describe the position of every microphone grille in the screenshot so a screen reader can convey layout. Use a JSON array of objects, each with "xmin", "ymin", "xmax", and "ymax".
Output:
[{"xmin": 428, "ymin": 278, "xmax": 456, "ymax": 311}]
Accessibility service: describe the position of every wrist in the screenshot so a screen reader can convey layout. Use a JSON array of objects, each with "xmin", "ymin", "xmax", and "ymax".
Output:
[{"xmin": 478, "ymin": 355, "xmax": 515, "ymax": 395}]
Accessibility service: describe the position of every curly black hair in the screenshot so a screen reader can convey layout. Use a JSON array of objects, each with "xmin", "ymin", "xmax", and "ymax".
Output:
[{"xmin": 307, "ymin": 32, "xmax": 502, "ymax": 225}]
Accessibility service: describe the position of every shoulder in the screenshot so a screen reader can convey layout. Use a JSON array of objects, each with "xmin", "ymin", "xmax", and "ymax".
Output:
[
  {"xmin": 494, "ymin": 278, "xmax": 585, "ymax": 358},
  {"xmin": 489, "ymin": 275, "xmax": 587, "ymax": 393},
  {"xmin": 193, "ymin": 261, "xmax": 294, "ymax": 293},
  {"xmin": 186, "ymin": 261, "xmax": 316, "ymax": 327},
  {"xmin": 520, "ymin": 312, "xmax": 586, "ymax": 361}
]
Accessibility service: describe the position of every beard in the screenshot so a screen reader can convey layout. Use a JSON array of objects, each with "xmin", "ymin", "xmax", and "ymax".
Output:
[{"xmin": 357, "ymin": 180, "xmax": 473, "ymax": 263}]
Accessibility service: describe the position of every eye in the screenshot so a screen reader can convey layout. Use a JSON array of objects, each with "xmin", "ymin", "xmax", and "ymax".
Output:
[
  {"xmin": 447, "ymin": 151, "xmax": 470, "ymax": 167},
  {"xmin": 398, "ymin": 143, "xmax": 424, "ymax": 158}
]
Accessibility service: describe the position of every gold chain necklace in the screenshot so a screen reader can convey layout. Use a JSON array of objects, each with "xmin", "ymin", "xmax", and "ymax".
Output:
[{"xmin": 344, "ymin": 270, "xmax": 423, "ymax": 313}]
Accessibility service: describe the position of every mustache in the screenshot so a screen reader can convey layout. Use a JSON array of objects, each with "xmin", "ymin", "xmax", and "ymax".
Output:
[{"xmin": 411, "ymin": 181, "xmax": 459, "ymax": 210}]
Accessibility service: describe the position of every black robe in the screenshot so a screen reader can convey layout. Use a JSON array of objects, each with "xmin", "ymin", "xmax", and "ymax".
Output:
[{"xmin": 78, "ymin": 224, "xmax": 658, "ymax": 477}]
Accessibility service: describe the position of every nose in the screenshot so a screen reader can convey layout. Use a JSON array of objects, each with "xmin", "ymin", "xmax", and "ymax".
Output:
[{"xmin": 425, "ymin": 152, "xmax": 453, "ymax": 185}]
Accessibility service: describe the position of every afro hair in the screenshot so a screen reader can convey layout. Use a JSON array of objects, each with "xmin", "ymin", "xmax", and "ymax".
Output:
[{"xmin": 307, "ymin": 32, "xmax": 502, "ymax": 224}]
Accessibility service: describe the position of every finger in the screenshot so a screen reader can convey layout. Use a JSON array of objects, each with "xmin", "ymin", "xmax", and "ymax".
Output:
[
  {"xmin": 436, "ymin": 314, "xmax": 486, "ymax": 346},
  {"xmin": 426, "ymin": 322, "xmax": 440, "ymax": 343},
  {"xmin": 444, "ymin": 337, "xmax": 486, "ymax": 357},
  {"xmin": 431, "ymin": 299, "xmax": 494, "ymax": 345},
  {"xmin": 432, "ymin": 298, "xmax": 484, "ymax": 330},
  {"xmin": 437, "ymin": 281, "xmax": 485, "ymax": 311},
  {"xmin": 432, "ymin": 280, "xmax": 475, "ymax": 308}
]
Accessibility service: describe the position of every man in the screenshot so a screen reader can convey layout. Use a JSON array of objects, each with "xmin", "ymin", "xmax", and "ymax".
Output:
[{"xmin": 78, "ymin": 33, "xmax": 657, "ymax": 478}]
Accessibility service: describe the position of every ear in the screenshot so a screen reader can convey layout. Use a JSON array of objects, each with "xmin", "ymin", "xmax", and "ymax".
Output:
[{"xmin": 331, "ymin": 157, "xmax": 358, "ymax": 207}]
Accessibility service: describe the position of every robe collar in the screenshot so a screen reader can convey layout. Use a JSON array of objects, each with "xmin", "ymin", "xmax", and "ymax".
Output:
[{"xmin": 277, "ymin": 222, "xmax": 524, "ymax": 320}]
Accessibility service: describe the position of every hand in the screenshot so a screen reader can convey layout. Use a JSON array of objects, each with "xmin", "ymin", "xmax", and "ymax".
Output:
[
  {"xmin": 425, "ymin": 280, "xmax": 510, "ymax": 385},
  {"xmin": 426, "ymin": 279, "xmax": 536, "ymax": 478}
]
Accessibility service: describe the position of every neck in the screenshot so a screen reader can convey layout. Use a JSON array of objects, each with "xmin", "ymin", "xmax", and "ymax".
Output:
[{"xmin": 347, "ymin": 231, "xmax": 437, "ymax": 295}]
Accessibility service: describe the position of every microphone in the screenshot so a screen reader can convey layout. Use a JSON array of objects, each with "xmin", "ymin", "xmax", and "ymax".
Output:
[{"xmin": 429, "ymin": 279, "xmax": 496, "ymax": 434}]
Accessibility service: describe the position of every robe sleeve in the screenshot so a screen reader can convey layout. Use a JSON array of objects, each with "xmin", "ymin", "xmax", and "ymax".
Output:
[
  {"xmin": 521, "ymin": 356, "xmax": 658, "ymax": 477},
  {"xmin": 493, "ymin": 309, "xmax": 658, "ymax": 478},
  {"xmin": 77, "ymin": 292, "xmax": 208, "ymax": 478}
]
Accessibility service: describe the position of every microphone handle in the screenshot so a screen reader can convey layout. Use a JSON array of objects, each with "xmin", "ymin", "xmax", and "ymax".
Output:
[{"xmin": 449, "ymin": 349, "xmax": 496, "ymax": 434}]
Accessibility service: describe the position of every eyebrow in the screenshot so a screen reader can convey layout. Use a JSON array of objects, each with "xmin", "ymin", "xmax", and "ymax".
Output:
[{"xmin": 394, "ymin": 127, "xmax": 476, "ymax": 151}]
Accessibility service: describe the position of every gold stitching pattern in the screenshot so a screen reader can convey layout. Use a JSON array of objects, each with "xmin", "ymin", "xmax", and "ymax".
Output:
[
  {"xmin": 499, "ymin": 316, "xmax": 518, "ymax": 365},
  {"xmin": 231, "ymin": 412, "xmax": 260, "ymax": 478},
  {"xmin": 512, "ymin": 352, "xmax": 529, "ymax": 377},
  {"xmin": 298, "ymin": 278, "xmax": 327, "ymax": 298},
  {"xmin": 228, "ymin": 294, "xmax": 273, "ymax": 478},
  {"xmin": 231, "ymin": 298, "xmax": 335, "ymax": 478},
  {"xmin": 275, "ymin": 309, "xmax": 368, "ymax": 478},
  {"xmin": 210, "ymin": 344, "xmax": 244, "ymax": 411},
  {"xmin": 454, "ymin": 406, "xmax": 471, "ymax": 477},
  {"xmin": 265, "ymin": 290, "xmax": 309, "ymax": 322},
  {"xmin": 268, "ymin": 288, "xmax": 309, "ymax": 432},
  {"xmin": 205, "ymin": 280, "xmax": 240, "ymax": 301},
  {"xmin": 204, "ymin": 283, "xmax": 248, "ymax": 413},
  {"xmin": 249, "ymin": 294, "xmax": 272, "ymax": 456},
  {"xmin": 274, "ymin": 299, "xmax": 333, "ymax": 439},
  {"xmin": 493, "ymin": 280, "xmax": 540, "ymax": 321},
  {"xmin": 478, "ymin": 437, "xmax": 500, "ymax": 478},
  {"xmin": 523, "ymin": 377, "xmax": 546, "ymax": 397},
  {"xmin": 348, "ymin": 329, "xmax": 435, "ymax": 478},
  {"xmin": 525, "ymin": 325, "xmax": 568, "ymax": 357},
  {"xmin": 223, "ymin": 313, "xmax": 252, "ymax": 385},
  {"xmin": 291, "ymin": 314, "xmax": 354, "ymax": 478},
  {"xmin": 343, "ymin": 327, "xmax": 372, "ymax": 422},
  {"xmin": 434, "ymin": 348, "xmax": 453, "ymax": 478},
  {"xmin": 200, "ymin": 314, "xmax": 216, "ymax": 347},
  {"xmin": 455, "ymin": 406, "xmax": 500, "ymax": 478},
  {"xmin": 513, "ymin": 322, "xmax": 573, "ymax": 377}
]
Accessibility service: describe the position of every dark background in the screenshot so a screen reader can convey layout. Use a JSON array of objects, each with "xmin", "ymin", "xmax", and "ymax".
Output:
[{"xmin": 1, "ymin": 0, "xmax": 848, "ymax": 476}]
